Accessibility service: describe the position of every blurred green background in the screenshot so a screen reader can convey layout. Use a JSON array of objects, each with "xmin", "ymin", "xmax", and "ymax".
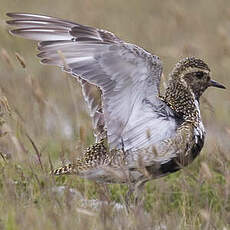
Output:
[{"xmin": 0, "ymin": 0, "xmax": 230, "ymax": 229}]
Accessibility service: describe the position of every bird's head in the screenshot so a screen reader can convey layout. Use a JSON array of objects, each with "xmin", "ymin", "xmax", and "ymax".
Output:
[{"xmin": 171, "ymin": 57, "xmax": 225, "ymax": 99}]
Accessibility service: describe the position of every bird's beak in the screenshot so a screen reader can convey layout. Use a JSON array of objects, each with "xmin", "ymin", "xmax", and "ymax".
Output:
[{"xmin": 208, "ymin": 79, "xmax": 226, "ymax": 89}]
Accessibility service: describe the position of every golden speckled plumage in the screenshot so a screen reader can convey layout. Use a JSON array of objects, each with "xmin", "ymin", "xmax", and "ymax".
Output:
[
  {"xmin": 52, "ymin": 139, "xmax": 112, "ymax": 175},
  {"xmin": 6, "ymin": 13, "xmax": 226, "ymax": 187},
  {"xmin": 51, "ymin": 57, "xmax": 224, "ymax": 182}
]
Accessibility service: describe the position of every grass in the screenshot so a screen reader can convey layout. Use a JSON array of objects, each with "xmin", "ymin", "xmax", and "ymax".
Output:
[{"xmin": 0, "ymin": 0, "xmax": 230, "ymax": 229}]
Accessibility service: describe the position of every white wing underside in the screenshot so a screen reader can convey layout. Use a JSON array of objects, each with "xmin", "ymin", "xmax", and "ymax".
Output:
[
  {"xmin": 79, "ymin": 79, "xmax": 105, "ymax": 141},
  {"xmin": 7, "ymin": 13, "xmax": 178, "ymax": 151}
]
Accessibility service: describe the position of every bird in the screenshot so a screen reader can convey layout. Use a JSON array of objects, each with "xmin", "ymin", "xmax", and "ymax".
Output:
[{"xmin": 6, "ymin": 13, "xmax": 226, "ymax": 191}]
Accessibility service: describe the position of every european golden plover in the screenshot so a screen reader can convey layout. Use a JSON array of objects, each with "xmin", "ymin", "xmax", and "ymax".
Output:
[{"xmin": 6, "ymin": 13, "xmax": 226, "ymax": 189}]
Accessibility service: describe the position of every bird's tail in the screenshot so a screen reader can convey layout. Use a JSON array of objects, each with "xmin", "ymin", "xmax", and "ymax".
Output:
[
  {"xmin": 51, "ymin": 139, "xmax": 108, "ymax": 176},
  {"xmin": 51, "ymin": 164, "xmax": 77, "ymax": 176}
]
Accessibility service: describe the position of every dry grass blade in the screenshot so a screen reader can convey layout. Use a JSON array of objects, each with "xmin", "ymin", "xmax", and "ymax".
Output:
[
  {"xmin": 15, "ymin": 52, "xmax": 26, "ymax": 69},
  {"xmin": 76, "ymin": 208, "xmax": 97, "ymax": 217},
  {"xmin": 137, "ymin": 154, "xmax": 151, "ymax": 179},
  {"xmin": 0, "ymin": 95, "xmax": 11, "ymax": 116},
  {"xmin": 25, "ymin": 132, "xmax": 43, "ymax": 170},
  {"xmin": 48, "ymin": 152, "xmax": 54, "ymax": 174},
  {"xmin": 0, "ymin": 152, "xmax": 7, "ymax": 162},
  {"xmin": 1, "ymin": 48, "xmax": 13, "ymax": 70},
  {"xmin": 200, "ymin": 162, "xmax": 212, "ymax": 180}
]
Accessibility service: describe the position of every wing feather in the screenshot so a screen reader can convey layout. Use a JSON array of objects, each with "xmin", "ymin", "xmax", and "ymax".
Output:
[{"xmin": 7, "ymin": 12, "xmax": 177, "ymax": 150}]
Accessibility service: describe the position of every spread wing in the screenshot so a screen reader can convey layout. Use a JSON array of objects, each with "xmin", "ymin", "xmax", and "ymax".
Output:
[{"xmin": 7, "ymin": 12, "xmax": 178, "ymax": 151}]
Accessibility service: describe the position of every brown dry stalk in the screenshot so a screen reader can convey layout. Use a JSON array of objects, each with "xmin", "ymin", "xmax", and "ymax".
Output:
[
  {"xmin": 25, "ymin": 132, "xmax": 43, "ymax": 170},
  {"xmin": 1, "ymin": 48, "xmax": 14, "ymax": 70},
  {"xmin": 15, "ymin": 52, "xmax": 26, "ymax": 69}
]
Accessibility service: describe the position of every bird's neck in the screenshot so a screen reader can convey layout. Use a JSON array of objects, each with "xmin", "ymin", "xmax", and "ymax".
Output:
[{"xmin": 162, "ymin": 80, "xmax": 201, "ymax": 124}]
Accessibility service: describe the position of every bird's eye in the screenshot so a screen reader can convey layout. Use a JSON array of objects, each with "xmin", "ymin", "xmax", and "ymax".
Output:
[{"xmin": 196, "ymin": 71, "xmax": 203, "ymax": 79}]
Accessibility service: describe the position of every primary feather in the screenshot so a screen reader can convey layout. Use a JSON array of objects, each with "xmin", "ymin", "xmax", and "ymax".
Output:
[{"xmin": 7, "ymin": 12, "xmax": 177, "ymax": 151}]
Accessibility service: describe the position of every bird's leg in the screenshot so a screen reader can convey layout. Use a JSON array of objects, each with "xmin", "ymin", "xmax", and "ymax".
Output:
[
  {"xmin": 124, "ymin": 183, "xmax": 135, "ymax": 210},
  {"xmin": 124, "ymin": 179, "xmax": 148, "ymax": 211},
  {"xmin": 133, "ymin": 179, "xmax": 148, "ymax": 207},
  {"xmin": 120, "ymin": 137, "xmax": 147, "ymax": 209}
]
